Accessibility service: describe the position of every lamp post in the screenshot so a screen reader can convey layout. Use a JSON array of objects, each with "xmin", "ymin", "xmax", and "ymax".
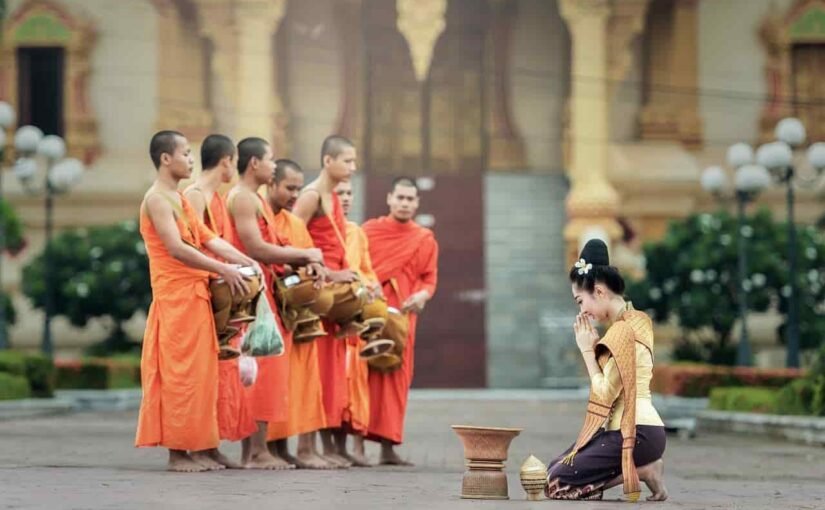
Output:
[
  {"xmin": 13, "ymin": 126, "xmax": 84, "ymax": 357},
  {"xmin": 756, "ymin": 119, "xmax": 825, "ymax": 368},
  {"xmin": 0, "ymin": 101, "xmax": 17, "ymax": 350},
  {"xmin": 701, "ymin": 144, "xmax": 770, "ymax": 366}
]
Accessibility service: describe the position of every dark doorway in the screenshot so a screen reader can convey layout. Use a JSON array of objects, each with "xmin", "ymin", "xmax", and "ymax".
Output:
[
  {"xmin": 17, "ymin": 47, "xmax": 65, "ymax": 136},
  {"xmin": 362, "ymin": 0, "xmax": 488, "ymax": 387}
]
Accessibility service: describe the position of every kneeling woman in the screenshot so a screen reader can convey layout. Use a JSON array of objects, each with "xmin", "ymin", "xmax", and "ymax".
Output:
[{"xmin": 546, "ymin": 239, "xmax": 668, "ymax": 502}]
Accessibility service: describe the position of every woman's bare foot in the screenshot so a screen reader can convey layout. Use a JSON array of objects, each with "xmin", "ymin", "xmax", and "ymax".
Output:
[
  {"xmin": 190, "ymin": 450, "xmax": 226, "ymax": 471},
  {"xmin": 208, "ymin": 448, "xmax": 243, "ymax": 469},
  {"xmin": 244, "ymin": 450, "xmax": 294, "ymax": 470},
  {"xmin": 167, "ymin": 450, "xmax": 209, "ymax": 473},
  {"xmin": 296, "ymin": 451, "xmax": 339, "ymax": 470},
  {"xmin": 639, "ymin": 459, "xmax": 668, "ymax": 502}
]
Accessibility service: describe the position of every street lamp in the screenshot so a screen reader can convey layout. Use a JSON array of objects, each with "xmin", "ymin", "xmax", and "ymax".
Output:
[
  {"xmin": 701, "ymin": 144, "xmax": 770, "ymax": 366},
  {"xmin": 756, "ymin": 118, "xmax": 825, "ymax": 368},
  {"xmin": 13, "ymin": 125, "xmax": 84, "ymax": 357},
  {"xmin": 0, "ymin": 101, "xmax": 17, "ymax": 350}
]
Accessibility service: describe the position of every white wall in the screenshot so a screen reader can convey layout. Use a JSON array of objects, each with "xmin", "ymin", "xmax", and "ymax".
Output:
[
  {"xmin": 698, "ymin": 0, "xmax": 794, "ymax": 148},
  {"xmin": 510, "ymin": 0, "xmax": 569, "ymax": 172}
]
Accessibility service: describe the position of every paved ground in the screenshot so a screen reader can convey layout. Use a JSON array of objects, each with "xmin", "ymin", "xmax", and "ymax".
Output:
[{"xmin": 1, "ymin": 391, "xmax": 824, "ymax": 510}]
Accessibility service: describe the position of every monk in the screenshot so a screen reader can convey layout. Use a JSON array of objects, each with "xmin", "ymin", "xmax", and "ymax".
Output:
[
  {"xmin": 136, "ymin": 130, "xmax": 256, "ymax": 472},
  {"xmin": 226, "ymin": 137, "xmax": 325, "ymax": 470},
  {"xmin": 293, "ymin": 135, "xmax": 359, "ymax": 467},
  {"xmin": 264, "ymin": 158, "xmax": 337, "ymax": 470},
  {"xmin": 335, "ymin": 179, "xmax": 382, "ymax": 467},
  {"xmin": 363, "ymin": 177, "xmax": 438, "ymax": 466},
  {"xmin": 183, "ymin": 133, "xmax": 257, "ymax": 469}
]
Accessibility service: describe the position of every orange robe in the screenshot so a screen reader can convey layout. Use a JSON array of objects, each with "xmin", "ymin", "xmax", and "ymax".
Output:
[
  {"xmin": 135, "ymin": 192, "xmax": 220, "ymax": 451},
  {"xmin": 184, "ymin": 185, "xmax": 257, "ymax": 442},
  {"xmin": 362, "ymin": 216, "xmax": 438, "ymax": 444},
  {"xmin": 343, "ymin": 222, "xmax": 377, "ymax": 435},
  {"xmin": 267, "ymin": 209, "xmax": 327, "ymax": 440},
  {"xmin": 306, "ymin": 192, "xmax": 349, "ymax": 428},
  {"xmin": 226, "ymin": 190, "xmax": 290, "ymax": 425}
]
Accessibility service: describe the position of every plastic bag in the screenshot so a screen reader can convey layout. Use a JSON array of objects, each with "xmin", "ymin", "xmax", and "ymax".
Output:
[
  {"xmin": 242, "ymin": 295, "xmax": 285, "ymax": 357},
  {"xmin": 238, "ymin": 355, "xmax": 258, "ymax": 387}
]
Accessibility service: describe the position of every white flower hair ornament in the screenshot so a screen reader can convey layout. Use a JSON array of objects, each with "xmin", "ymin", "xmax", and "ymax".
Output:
[{"xmin": 575, "ymin": 258, "xmax": 592, "ymax": 275}]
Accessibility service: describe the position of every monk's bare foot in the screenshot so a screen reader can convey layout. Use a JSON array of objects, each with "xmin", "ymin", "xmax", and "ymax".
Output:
[
  {"xmin": 639, "ymin": 459, "xmax": 669, "ymax": 502},
  {"xmin": 208, "ymin": 449, "xmax": 243, "ymax": 469},
  {"xmin": 338, "ymin": 449, "xmax": 372, "ymax": 468},
  {"xmin": 379, "ymin": 448, "xmax": 414, "ymax": 466},
  {"xmin": 167, "ymin": 450, "xmax": 209, "ymax": 473},
  {"xmin": 190, "ymin": 451, "xmax": 225, "ymax": 471},
  {"xmin": 245, "ymin": 451, "xmax": 294, "ymax": 470},
  {"xmin": 321, "ymin": 452, "xmax": 352, "ymax": 468},
  {"xmin": 295, "ymin": 451, "xmax": 339, "ymax": 470}
]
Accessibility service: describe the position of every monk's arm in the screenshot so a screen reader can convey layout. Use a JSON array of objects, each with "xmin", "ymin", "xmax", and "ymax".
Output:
[
  {"xmin": 416, "ymin": 237, "xmax": 439, "ymax": 297},
  {"xmin": 145, "ymin": 194, "xmax": 238, "ymax": 276},
  {"xmin": 404, "ymin": 237, "xmax": 439, "ymax": 311},
  {"xmin": 203, "ymin": 237, "xmax": 258, "ymax": 268},
  {"xmin": 292, "ymin": 190, "xmax": 319, "ymax": 224},
  {"xmin": 232, "ymin": 193, "xmax": 321, "ymax": 266},
  {"xmin": 184, "ymin": 189, "xmax": 207, "ymax": 223}
]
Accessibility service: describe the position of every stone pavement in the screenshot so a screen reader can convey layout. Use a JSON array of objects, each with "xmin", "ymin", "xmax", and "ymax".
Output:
[{"xmin": 1, "ymin": 390, "xmax": 824, "ymax": 510}]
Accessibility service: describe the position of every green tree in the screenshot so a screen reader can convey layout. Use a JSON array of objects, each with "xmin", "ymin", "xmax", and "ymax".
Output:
[
  {"xmin": 626, "ymin": 209, "xmax": 825, "ymax": 365},
  {"xmin": 22, "ymin": 221, "xmax": 150, "ymax": 355}
]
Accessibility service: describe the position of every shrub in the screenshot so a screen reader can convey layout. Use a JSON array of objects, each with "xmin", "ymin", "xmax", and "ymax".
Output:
[
  {"xmin": 0, "ymin": 372, "xmax": 31, "ymax": 400},
  {"xmin": 651, "ymin": 363, "xmax": 803, "ymax": 397},
  {"xmin": 22, "ymin": 221, "xmax": 150, "ymax": 356},
  {"xmin": 708, "ymin": 387, "xmax": 778, "ymax": 413},
  {"xmin": 55, "ymin": 357, "xmax": 141, "ymax": 390}
]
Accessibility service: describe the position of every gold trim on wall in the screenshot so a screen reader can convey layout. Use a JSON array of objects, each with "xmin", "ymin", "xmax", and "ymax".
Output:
[{"xmin": 1, "ymin": 0, "xmax": 101, "ymax": 164}]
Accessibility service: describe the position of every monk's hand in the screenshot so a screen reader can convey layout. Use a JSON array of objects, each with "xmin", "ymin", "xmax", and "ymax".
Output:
[
  {"xmin": 307, "ymin": 262, "xmax": 328, "ymax": 288},
  {"xmin": 574, "ymin": 313, "xmax": 599, "ymax": 353},
  {"xmin": 220, "ymin": 264, "xmax": 250, "ymax": 297},
  {"xmin": 327, "ymin": 269, "xmax": 358, "ymax": 283},
  {"xmin": 402, "ymin": 291, "xmax": 429, "ymax": 314},
  {"xmin": 304, "ymin": 247, "xmax": 324, "ymax": 265},
  {"xmin": 368, "ymin": 281, "xmax": 383, "ymax": 300}
]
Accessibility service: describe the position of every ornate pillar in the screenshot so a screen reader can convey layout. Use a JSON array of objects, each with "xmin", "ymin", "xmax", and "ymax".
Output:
[
  {"xmin": 559, "ymin": 0, "xmax": 621, "ymax": 265},
  {"xmin": 333, "ymin": 0, "xmax": 366, "ymax": 145},
  {"xmin": 195, "ymin": 0, "xmax": 286, "ymax": 146},
  {"xmin": 639, "ymin": 0, "xmax": 702, "ymax": 148},
  {"xmin": 153, "ymin": 0, "xmax": 213, "ymax": 141},
  {"xmin": 487, "ymin": 0, "xmax": 527, "ymax": 171}
]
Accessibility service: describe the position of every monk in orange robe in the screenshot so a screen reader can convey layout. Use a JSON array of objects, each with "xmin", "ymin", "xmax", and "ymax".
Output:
[
  {"xmin": 335, "ymin": 179, "xmax": 382, "ymax": 467},
  {"xmin": 136, "ymin": 130, "xmax": 257, "ymax": 472},
  {"xmin": 363, "ymin": 177, "xmax": 438, "ymax": 465},
  {"xmin": 262, "ymin": 158, "xmax": 338, "ymax": 470},
  {"xmin": 183, "ymin": 134, "xmax": 257, "ymax": 469},
  {"xmin": 293, "ymin": 135, "xmax": 360, "ymax": 468},
  {"xmin": 225, "ymin": 137, "xmax": 325, "ymax": 470}
]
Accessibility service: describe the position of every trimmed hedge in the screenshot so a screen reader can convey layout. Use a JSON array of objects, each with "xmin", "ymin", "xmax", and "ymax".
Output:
[
  {"xmin": 709, "ymin": 387, "xmax": 778, "ymax": 413},
  {"xmin": 0, "ymin": 351, "xmax": 55, "ymax": 398},
  {"xmin": 651, "ymin": 363, "xmax": 804, "ymax": 397},
  {"xmin": 55, "ymin": 357, "xmax": 140, "ymax": 390},
  {"xmin": 0, "ymin": 372, "xmax": 31, "ymax": 400}
]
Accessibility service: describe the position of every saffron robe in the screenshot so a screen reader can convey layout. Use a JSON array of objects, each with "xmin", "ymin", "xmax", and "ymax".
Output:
[
  {"xmin": 135, "ymin": 192, "xmax": 220, "ymax": 451},
  {"xmin": 342, "ymin": 221, "xmax": 378, "ymax": 435},
  {"xmin": 362, "ymin": 216, "xmax": 438, "ymax": 444},
  {"xmin": 266, "ymin": 209, "xmax": 328, "ymax": 440},
  {"xmin": 184, "ymin": 184, "xmax": 257, "ymax": 442},
  {"xmin": 226, "ymin": 190, "xmax": 290, "ymax": 425},
  {"xmin": 305, "ymin": 191, "xmax": 349, "ymax": 428}
]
